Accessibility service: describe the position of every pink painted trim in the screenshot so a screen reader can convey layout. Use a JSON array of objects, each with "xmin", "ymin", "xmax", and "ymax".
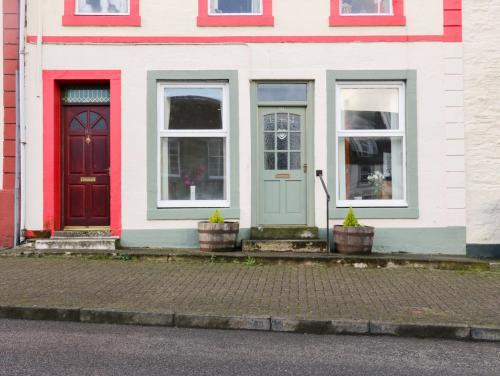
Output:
[
  {"xmin": 330, "ymin": 0, "xmax": 406, "ymax": 26},
  {"xmin": 42, "ymin": 70, "xmax": 122, "ymax": 236},
  {"xmin": 29, "ymin": 34, "xmax": 446, "ymax": 44},
  {"xmin": 63, "ymin": 0, "xmax": 141, "ymax": 26},
  {"xmin": 197, "ymin": 0, "xmax": 274, "ymax": 26},
  {"xmin": 443, "ymin": 0, "xmax": 462, "ymax": 42}
]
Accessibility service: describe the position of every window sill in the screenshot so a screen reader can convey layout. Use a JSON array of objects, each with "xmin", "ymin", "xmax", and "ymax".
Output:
[
  {"xmin": 148, "ymin": 208, "xmax": 240, "ymax": 220},
  {"xmin": 330, "ymin": 207, "xmax": 419, "ymax": 219},
  {"xmin": 329, "ymin": 15, "xmax": 406, "ymax": 27},
  {"xmin": 62, "ymin": 15, "xmax": 142, "ymax": 27},
  {"xmin": 197, "ymin": 15, "xmax": 274, "ymax": 27},
  {"xmin": 158, "ymin": 201, "xmax": 230, "ymax": 208}
]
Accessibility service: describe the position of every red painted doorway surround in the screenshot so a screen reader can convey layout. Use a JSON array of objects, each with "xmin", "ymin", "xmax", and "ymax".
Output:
[{"xmin": 43, "ymin": 71, "xmax": 121, "ymax": 236}]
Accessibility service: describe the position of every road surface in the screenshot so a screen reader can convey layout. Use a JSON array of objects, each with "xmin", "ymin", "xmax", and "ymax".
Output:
[{"xmin": 0, "ymin": 319, "xmax": 499, "ymax": 376}]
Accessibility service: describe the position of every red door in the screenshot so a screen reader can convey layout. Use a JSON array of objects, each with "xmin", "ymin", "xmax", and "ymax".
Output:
[{"xmin": 63, "ymin": 106, "xmax": 110, "ymax": 227}]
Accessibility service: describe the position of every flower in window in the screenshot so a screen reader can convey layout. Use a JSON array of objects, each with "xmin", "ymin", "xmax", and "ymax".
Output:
[{"xmin": 367, "ymin": 170, "xmax": 385, "ymax": 198}]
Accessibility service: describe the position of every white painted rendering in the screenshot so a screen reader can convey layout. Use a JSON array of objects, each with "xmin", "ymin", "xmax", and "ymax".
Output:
[
  {"xmin": 24, "ymin": 42, "xmax": 465, "ymax": 235},
  {"xmin": 26, "ymin": 0, "xmax": 443, "ymax": 37},
  {"xmin": 464, "ymin": 0, "xmax": 500, "ymax": 244}
]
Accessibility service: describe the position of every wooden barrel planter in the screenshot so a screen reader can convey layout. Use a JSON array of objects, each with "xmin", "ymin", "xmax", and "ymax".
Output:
[
  {"xmin": 198, "ymin": 222, "xmax": 240, "ymax": 252},
  {"xmin": 333, "ymin": 225, "xmax": 375, "ymax": 255}
]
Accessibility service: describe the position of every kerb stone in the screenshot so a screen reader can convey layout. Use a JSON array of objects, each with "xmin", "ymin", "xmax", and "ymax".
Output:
[
  {"xmin": 175, "ymin": 314, "xmax": 271, "ymax": 331},
  {"xmin": 80, "ymin": 309, "xmax": 174, "ymax": 327}
]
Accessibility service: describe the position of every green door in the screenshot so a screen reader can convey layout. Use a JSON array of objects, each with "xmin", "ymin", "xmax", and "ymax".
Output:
[{"xmin": 258, "ymin": 107, "xmax": 307, "ymax": 225}]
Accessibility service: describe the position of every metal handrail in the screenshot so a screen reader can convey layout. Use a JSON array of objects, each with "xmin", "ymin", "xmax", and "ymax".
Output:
[{"xmin": 316, "ymin": 170, "xmax": 331, "ymax": 253}]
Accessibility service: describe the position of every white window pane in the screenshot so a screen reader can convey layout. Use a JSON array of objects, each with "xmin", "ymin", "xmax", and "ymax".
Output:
[
  {"xmin": 338, "ymin": 137, "xmax": 404, "ymax": 201},
  {"xmin": 210, "ymin": 0, "xmax": 261, "ymax": 14},
  {"xmin": 341, "ymin": 0, "xmax": 392, "ymax": 15},
  {"xmin": 77, "ymin": 0, "xmax": 129, "ymax": 14},
  {"xmin": 161, "ymin": 138, "xmax": 226, "ymax": 202},
  {"xmin": 340, "ymin": 87, "xmax": 400, "ymax": 130},
  {"xmin": 164, "ymin": 87, "xmax": 223, "ymax": 130}
]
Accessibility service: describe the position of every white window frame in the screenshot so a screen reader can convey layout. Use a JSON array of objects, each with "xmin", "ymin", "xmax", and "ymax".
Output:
[
  {"xmin": 75, "ymin": 0, "xmax": 131, "ymax": 16},
  {"xmin": 208, "ymin": 0, "xmax": 264, "ymax": 16},
  {"xmin": 157, "ymin": 82, "xmax": 230, "ymax": 208},
  {"xmin": 340, "ymin": 0, "xmax": 394, "ymax": 17},
  {"xmin": 335, "ymin": 81, "xmax": 407, "ymax": 208}
]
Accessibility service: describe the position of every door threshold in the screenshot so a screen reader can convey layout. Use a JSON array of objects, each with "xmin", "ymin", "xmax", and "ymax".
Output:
[{"xmin": 64, "ymin": 226, "xmax": 110, "ymax": 231}]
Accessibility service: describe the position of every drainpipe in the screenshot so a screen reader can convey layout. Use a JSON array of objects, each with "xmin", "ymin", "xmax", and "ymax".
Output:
[{"xmin": 16, "ymin": 0, "xmax": 27, "ymax": 244}]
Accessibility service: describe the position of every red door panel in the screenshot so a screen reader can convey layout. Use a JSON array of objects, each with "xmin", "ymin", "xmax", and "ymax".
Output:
[
  {"xmin": 68, "ymin": 185, "xmax": 85, "ymax": 219},
  {"xmin": 63, "ymin": 106, "xmax": 110, "ymax": 227}
]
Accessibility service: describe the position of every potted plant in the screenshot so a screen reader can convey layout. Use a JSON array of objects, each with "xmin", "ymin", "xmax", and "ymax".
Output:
[
  {"xmin": 198, "ymin": 210, "xmax": 240, "ymax": 252},
  {"xmin": 333, "ymin": 207, "xmax": 374, "ymax": 254}
]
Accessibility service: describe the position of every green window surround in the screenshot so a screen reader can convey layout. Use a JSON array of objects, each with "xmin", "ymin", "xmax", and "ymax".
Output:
[
  {"xmin": 147, "ymin": 70, "xmax": 240, "ymax": 220},
  {"xmin": 327, "ymin": 70, "xmax": 419, "ymax": 219}
]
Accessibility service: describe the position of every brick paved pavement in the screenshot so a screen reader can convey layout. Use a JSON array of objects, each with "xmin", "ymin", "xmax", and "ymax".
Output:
[{"xmin": 0, "ymin": 258, "xmax": 499, "ymax": 326}]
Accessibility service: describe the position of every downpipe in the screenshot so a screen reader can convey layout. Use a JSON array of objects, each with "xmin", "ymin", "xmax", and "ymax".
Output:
[{"xmin": 15, "ymin": 0, "xmax": 27, "ymax": 245}]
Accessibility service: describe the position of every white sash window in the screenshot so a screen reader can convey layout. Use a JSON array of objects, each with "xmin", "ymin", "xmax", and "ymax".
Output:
[
  {"xmin": 158, "ymin": 83, "xmax": 230, "ymax": 208},
  {"xmin": 209, "ymin": 0, "xmax": 262, "ymax": 15},
  {"xmin": 76, "ymin": 0, "xmax": 130, "ymax": 15},
  {"xmin": 336, "ymin": 82, "xmax": 407, "ymax": 207},
  {"xmin": 340, "ymin": 0, "xmax": 393, "ymax": 15}
]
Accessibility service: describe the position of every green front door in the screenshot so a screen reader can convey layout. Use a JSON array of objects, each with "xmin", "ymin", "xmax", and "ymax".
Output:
[{"xmin": 258, "ymin": 107, "xmax": 307, "ymax": 225}]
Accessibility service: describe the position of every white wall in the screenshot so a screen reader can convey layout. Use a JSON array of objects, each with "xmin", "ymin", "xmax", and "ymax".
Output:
[
  {"xmin": 26, "ymin": 0, "xmax": 443, "ymax": 37},
  {"xmin": 464, "ymin": 0, "xmax": 500, "ymax": 244},
  {"xmin": 24, "ymin": 41, "xmax": 464, "ymax": 232}
]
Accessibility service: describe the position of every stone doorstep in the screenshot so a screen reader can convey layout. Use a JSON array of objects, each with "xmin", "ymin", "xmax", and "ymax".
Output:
[
  {"xmin": 242, "ymin": 240, "xmax": 328, "ymax": 253},
  {"xmin": 35, "ymin": 237, "xmax": 119, "ymax": 251},
  {"xmin": 0, "ymin": 305, "xmax": 498, "ymax": 342},
  {"xmin": 53, "ymin": 230, "xmax": 112, "ymax": 238},
  {"xmin": 250, "ymin": 226, "xmax": 320, "ymax": 240}
]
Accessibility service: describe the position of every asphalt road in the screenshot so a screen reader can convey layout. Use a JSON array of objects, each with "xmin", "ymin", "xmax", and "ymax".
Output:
[{"xmin": 0, "ymin": 319, "xmax": 499, "ymax": 376}]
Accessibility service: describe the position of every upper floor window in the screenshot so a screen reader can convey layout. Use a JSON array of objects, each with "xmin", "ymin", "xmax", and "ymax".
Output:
[
  {"xmin": 198, "ymin": 0, "xmax": 274, "ymax": 26},
  {"xmin": 209, "ymin": 0, "xmax": 262, "ymax": 15},
  {"xmin": 76, "ymin": 0, "xmax": 130, "ymax": 15},
  {"xmin": 330, "ymin": 0, "xmax": 405, "ymax": 26},
  {"xmin": 340, "ymin": 0, "xmax": 392, "ymax": 15},
  {"xmin": 63, "ymin": 0, "xmax": 141, "ymax": 26}
]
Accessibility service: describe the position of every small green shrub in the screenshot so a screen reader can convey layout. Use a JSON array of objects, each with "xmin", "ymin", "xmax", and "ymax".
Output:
[
  {"xmin": 209, "ymin": 209, "xmax": 225, "ymax": 224},
  {"xmin": 343, "ymin": 207, "xmax": 360, "ymax": 227},
  {"xmin": 243, "ymin": 256, "xmax": 256, "ymax": 266},
  {"xmin": 119, "ymin": 253, "xmax": 133, "ymax": 262}
]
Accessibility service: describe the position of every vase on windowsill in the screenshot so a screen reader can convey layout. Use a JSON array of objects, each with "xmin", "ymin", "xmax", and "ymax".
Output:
[
  {"xmin": 190, "ymin": 185, "xmax": 196, "ymax": 200},
  {"xmin": 198, "ymin": 210, "xmax": 240, "ymax": 252}
]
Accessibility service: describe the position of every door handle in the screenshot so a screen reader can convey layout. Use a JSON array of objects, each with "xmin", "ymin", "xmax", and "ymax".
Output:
[{"xmin": 303, "ymin": 164, "xmax": 308, "ymax": 173}]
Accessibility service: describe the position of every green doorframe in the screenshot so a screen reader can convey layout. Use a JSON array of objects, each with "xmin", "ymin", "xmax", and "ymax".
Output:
[{"xmin": 250, "ymin": 81, "xmax": 315, "ymax": 227}]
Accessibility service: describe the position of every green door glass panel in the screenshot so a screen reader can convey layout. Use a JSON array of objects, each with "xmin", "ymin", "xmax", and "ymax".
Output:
[{"xmin": 258, "ymin": 107, "xmax": 307, "ymax": 225}]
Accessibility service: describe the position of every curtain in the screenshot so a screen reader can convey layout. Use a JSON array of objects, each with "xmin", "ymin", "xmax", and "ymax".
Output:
[
  {"xmin": 77, "ymin": 0, "xmax": 128, "ymax": 13},
  {"xmin": 252, "ymin": 0, "xmax": 261, "ymax": 13}
]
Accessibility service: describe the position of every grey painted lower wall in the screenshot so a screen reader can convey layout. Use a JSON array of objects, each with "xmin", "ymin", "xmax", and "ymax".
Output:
[
  {"xmin": 466, "ymin": 244, "xmax": 500, "ymax": 259},
  {"xmin": 121, "ymin": 227, "xmax": 466, "ymax": 255}
]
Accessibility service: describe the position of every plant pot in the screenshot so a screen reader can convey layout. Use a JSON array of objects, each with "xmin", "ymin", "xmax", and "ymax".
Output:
[
  {"xmin": 333, "ymin": 225, "xmax": 375, "ymax": 255},
  {"xmin": 198, "ymin": 221, "xmax": 240, "ymax": 252}
]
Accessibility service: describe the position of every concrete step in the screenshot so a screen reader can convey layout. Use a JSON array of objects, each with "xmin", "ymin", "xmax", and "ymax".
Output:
[
  {"xmin": 250, "ymin": 226, "xmax": 319, "ymax": 240},
  {"xmin": 53, "ymin": 230, "xmax": 112, "ymax": 238},
  {"xmin": 35, "ymin": 237, "xmax": 118, "ymax": 251},
  {"xmin": 242, "ymin": 240, "xmax": 327, "ymax": 253}
]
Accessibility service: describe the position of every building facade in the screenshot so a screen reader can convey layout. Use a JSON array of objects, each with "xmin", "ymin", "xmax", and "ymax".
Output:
[
  {"xmin": 7, "ymin": 0, "xmax": 485, "ymax": 254},
  {"xmin": 0, "ymin": 0, "xmax": 19, "ymax": 249}
]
